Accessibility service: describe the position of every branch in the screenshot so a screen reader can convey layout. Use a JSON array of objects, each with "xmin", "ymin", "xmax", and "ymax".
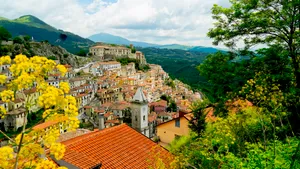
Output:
[{"xmin": 0, "ymin": 129, "xmax": 16, "ymax": 143}]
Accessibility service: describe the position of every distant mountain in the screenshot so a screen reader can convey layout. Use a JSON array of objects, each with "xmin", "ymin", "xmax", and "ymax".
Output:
[
  {"xmin": 89, "ymin": 33, "xmax": 130, "ymax": 45},
  {"xmin": 88, "ymin": 33, "xmax": 158, "ymax": 47},
  {"xmin": 0, "ymin": 15, "xmax": 94, "ymax": 53},
  {"xmin": 89, "ymin": 33, "xmax": 224, "ymax": 53},
  {"xmin": 157, "ymin": 44, "xmax": 193, "ymax": 50},
  {"xmin": 189, "ymin": 46, "xmax": 223, "ymax": 53}
]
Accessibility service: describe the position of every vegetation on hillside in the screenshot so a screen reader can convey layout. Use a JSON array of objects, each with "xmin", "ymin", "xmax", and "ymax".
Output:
[
  {"xmin": 169, "ymin": 0, "xmax": 300, "ymax": 168},
  {"xmin": 138, "ymin": 47, "xmax": 208, "ymax": 89},
  {"xmin": 0, "ymin": 15, "xmax": 94, "ymax": 53},
  {"xmin": 0, "ymin": 27, "xmax": 91, "ymax": 67}
]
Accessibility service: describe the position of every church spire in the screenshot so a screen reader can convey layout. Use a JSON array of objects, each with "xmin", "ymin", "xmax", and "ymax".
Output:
[{"xmin": 132, "ymin": 87, "xmax": 147, "ymax": 103}]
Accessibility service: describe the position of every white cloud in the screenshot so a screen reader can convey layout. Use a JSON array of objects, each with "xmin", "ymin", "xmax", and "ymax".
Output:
[{"xmin": 0, "ymin": 0, "xmax": 231, "ymax": 47}]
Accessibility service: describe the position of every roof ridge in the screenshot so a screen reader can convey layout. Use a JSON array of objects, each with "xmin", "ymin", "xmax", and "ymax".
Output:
[{"xmin": 62, "ymin": 124, "xmax": 127, "ymax": 146}]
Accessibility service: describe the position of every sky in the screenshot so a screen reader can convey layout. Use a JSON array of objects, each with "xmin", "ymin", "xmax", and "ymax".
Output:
[{"xmin": 0, "ymin": 0, "xmax": 231, "ymax": 47}]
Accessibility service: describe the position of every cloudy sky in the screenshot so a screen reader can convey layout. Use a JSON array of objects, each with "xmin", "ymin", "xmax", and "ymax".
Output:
[{"xmin": 0, "ymin": 0, "xmax": 231, "ymax": 47}]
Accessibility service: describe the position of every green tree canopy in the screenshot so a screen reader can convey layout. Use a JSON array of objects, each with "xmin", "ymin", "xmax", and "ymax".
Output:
[
  {"xmin": 0, "ymin": 26, "xmax": 12, "ymax": 41},
  {"xmin": 208, "ymin": 0, "xmax": 300, "ymax": 88}
]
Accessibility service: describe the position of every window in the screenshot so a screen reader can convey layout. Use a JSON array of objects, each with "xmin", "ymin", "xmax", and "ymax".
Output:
[
  {"xmin": 175, "ymin": 119, "xmax": 180, "ymax": 127},
  {"xmin": 143, "ymin": 115, "xmax": 145, "ymax": 121}
]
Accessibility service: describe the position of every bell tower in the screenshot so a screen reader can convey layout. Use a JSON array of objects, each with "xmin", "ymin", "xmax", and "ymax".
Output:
[{"xmin": 131, "ymin": 87, "xmax": 149, "ymax": 137}]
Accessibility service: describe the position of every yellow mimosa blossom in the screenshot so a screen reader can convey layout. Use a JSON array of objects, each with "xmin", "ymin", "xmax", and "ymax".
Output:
[
  {"xmin": 0, "ymin": 146, "xmax": 14, "ymax": 169},
  {"xmin": 56, "ymin": 65, "xmax": 67, "ymax": 76},
  {"xmin": 50, "ymin": 143, "xmax": 66, "ymax": 160},
  {"xmin": 36, "ymin": 159, "xmax": 59, "ymax": 169},
  {"xmin": 0, "ymin": 74, "xmax": 7, "ymax": 84},
  {"xmin": 0, "ymin": 55, "xmax": 79, "ymax": 168},
  {"xmin": 0, "ymin": 106, "xmax": 7, "ymax": 118},
  {"xmin": 0, "ymin": 55, "xmax": 11, "ymax": 65},
  {"xmin": 14, "ymin": 54, "xmax": 29, "ymax": 64},
  {"xmin": 59, "ymin": 82, "xmax": 70, "ymax": 94},
  {"xmin": 0, "ymin": 90, "xmax": 14, "ymax": 102}
]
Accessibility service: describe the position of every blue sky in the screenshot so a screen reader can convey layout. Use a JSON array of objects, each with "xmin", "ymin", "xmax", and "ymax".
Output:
[{"xmin": 0, "ymin": 0, "xmax": 231, "ymax": 47}]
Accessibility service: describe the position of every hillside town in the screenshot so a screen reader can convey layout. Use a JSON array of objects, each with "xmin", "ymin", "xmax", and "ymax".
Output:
[{"xmin": 0, "ymin": 43, "xmax": 202, "ymax": 168}]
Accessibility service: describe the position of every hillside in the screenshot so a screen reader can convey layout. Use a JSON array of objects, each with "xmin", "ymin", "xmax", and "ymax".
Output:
[
  {"xmin": 1, "ymin": 41, "xmax": 90, "ymax": 67},
  {"xmin": 138, "ymin": 47, "xmax": 208, "ymax": 89},
  {"xmin": 0, "ymin": 15, "xmax": 94, "ymax": 53}
]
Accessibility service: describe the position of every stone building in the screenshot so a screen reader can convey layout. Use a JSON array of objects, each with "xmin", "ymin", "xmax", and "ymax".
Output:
[{"xmin": 89, "ymin": 45, "xmax": 131, "ymax": 60}]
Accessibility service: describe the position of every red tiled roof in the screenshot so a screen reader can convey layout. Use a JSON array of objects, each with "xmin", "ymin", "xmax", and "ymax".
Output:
[
  {"xmin": 104, "ymin": 112, "xmax": 112, "ymax": 118},
  {"xmin": 33, "ymin": 116, "xmax": 68, "ymax": 130},
  {"xmin": 150, "ymin": 100, "xmax": 167, "ymax": 107},
  {"xmin": 60, "ymin": 124, "xmax": 173, "ymax": 169}
]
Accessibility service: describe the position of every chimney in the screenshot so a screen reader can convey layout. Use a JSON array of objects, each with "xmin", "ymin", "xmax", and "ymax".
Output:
[{"xmin": 98, "ymin": 113, "xmax": 105, "ymax": 130}]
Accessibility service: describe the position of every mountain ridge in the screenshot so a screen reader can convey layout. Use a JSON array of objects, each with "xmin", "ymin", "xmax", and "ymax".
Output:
[
  {"xmin": 88, "ymin": 32, "xmax": 224, "ymax": 53},
  {"xmin": 0, "ymin": 15, "xmax": 94, "ymax": 53}
]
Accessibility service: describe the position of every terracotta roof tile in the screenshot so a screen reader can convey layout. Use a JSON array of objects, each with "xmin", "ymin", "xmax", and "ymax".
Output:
[
  {"xmin": 60, "ymin": 124, "xmax": 173, "ymax": 169},
  {"xmin": 33, "ymin": 116, "xmax": 68, "ymax": 130}
]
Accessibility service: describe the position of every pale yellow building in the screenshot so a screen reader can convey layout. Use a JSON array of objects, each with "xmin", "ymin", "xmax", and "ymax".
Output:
[{"xmin": 156, "ymin": 113, "xmax": 192, "ymax": 145}]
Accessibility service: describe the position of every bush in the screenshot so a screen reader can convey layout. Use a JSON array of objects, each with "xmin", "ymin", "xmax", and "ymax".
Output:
[
  {"xmin": 13, "ymin": 37, "xmax": 23, "ymax": 44},
  {"xmin": 48, "ymin": 56, "xmax": 57, "ymax": 60},
  {"xmin": 77, "ymin": 49, "xmax": 87, "ymax": 56},
  {"xmin": 28, "ymin": 49, "xmax": 35, "ymax": 57},
  {"xmin": 24, "ymin": 42, "xmax": 31, "ymax": 50},
  {"xmin": 14, "ymin": 45, "xmax": 20, "ymax": 51},
  {"xmin": 23, "ymin": 35, "xmax": 31, "ymax": 42},
  {"xmin": 63, "ymin": 54, "xmax": 68, "ymax": 58}
]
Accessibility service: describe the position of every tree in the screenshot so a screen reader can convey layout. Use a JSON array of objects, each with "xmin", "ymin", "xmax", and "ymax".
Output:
[
  {"xmin": 0, "ymin": 54, "xmax": 78, "ymax": 169},
  {"xmin": 208, "ymin": 0, "xmax": 300, "ymax": 88},
  {"xmin": 189, "ymin": 99, "xmax": 210, "ymax": 135},
  {"xmin": 13, "ymin": 37, "xmax": 23, "ymax": 44},
  {"xmin": 77, "ymin": 49, "xmax": 87, "ymax": 56},
  {"xmin": 0, "ymin": 26, "xmax": 12, "ymax": 41},
  {"xmin": 23, "ymin": 35, "xmax": 31, "ymax": 42}
]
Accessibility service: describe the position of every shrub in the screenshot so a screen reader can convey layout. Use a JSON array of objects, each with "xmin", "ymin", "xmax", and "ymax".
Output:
[
  {"xmin": 13, "ymin": 37, "xmax": 23, "ymax": 44},
  {"xmin": 77, "ymin": 49, "xmax": 87, "ymax": 56},
  {"xmin": 23, "ymin": 35, "xmax": 31, "ymax": 42},
  {"xmin": 48, "ymin": 56, "xmax": 57, "ymax": 60},
  {"xmin": 63, "ymin": 54, "xmax": 68, "ymax": 58}
]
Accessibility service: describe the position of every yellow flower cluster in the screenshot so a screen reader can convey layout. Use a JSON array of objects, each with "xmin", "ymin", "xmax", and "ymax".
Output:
[
  {"xmin": 0, "ymin": 106, "xmax": 7, "ymax": 118},
  {"xmin": 38, "ymin": 86, "xmax": 64, "ymax": 109},
  {"xmin": 0, "ymin": 90, "xmax": 14, "ymax": 102},
  {"xmin": 11, "ymin": 72, "xmax": 36, "ymax": 90},
  {"xmin": 0, "ymin": 55, "xmax": 79, "ymax": 168},
  {"xmin": 0, "ymin": 146, "xmax": 14, "ymax": 169},
  {"xmin": 36, "ymin": 159, "xmax": 59, "ymax": 169},
  {"xmin": 56, "ymin": 65, "xmax": 67, "ymax": 76},
  {"xmin": 43, "ymin": 128, "xmax": 60, "ymax": 147},
  {"xmin": 19, "ymin": 143, "xmax": 44, "ymax": 161},
  {"xmin": 59, "ymin": 82, "xmax": 70, "ymax": 94},
  {"xmin": 50, "ymin": 143, "xmax": 66, "ymax": 160},
  {"xmin": 14, "ymin": 54, "xmax": 29, "ymax": 64},
  {"xmin": 0, "ymin": 55, "xmax": 11, "ymax": 65},
  {"xmin": 0, "ymin": 74, "xmax": 7, "ymax": 84}
]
